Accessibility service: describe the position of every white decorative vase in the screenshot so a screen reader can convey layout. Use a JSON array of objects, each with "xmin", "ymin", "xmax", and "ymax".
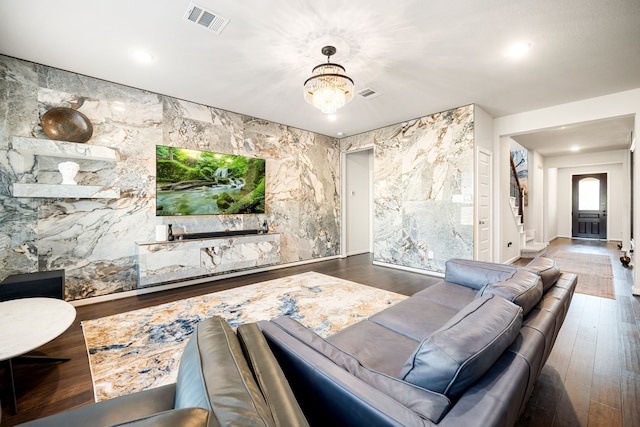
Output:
[
  {"xmin": 58, "ymin": 161, "xmax": 80, "ymax": 185},
  {"xmin": 155, "ymin": 224, "xmax": 168, "ymax": 242}
]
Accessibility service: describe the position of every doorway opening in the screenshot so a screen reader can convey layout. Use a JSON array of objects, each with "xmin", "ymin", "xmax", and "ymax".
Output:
[
  {"xmin": 344, "ymin": 149, "xmax": 373, "ymax": 256},
  {"xmin": 572, "ymin": 173, "xmax": 607, "ymax": 239}
]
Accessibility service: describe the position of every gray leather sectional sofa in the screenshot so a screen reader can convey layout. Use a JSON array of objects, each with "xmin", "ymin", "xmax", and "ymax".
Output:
[
  {"xmin": 259, "ymin": 256, "xmax": 576, "ymax": 427},
  {"xmin": 18, "ymin": 316, "xmax": 309, "ymax": 427}
]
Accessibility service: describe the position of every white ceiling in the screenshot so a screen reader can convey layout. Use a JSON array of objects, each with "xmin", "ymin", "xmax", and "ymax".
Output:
[
  {"xmin": 511, "ymin": 115, "xmax": 635, "ymax": 157},
  {"xmin": 0, "ymin": 0, "xmax": 639, "ymax": 152}
]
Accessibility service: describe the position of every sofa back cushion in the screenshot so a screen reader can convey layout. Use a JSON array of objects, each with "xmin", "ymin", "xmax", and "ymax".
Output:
[
  {"xmin": 523, "ymin": 256, "xmax": 561, "ymax": 292},
  {"xmin": 444, "ymin": 259, "xmax": 517, "ymax": 290},
  {"xmin": 477, "ymin": 270, "xmax": 543, "ymax": 316},
  {"xmin": 400, "ymin": 295, "xmax": 523, "ymax": 398},
  {"xmin": 175, "ymin": 316, "xmax": 275, "ymax": 427}
]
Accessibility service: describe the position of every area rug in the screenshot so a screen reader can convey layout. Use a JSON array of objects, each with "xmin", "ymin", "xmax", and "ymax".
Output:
[
  {"xmin": 551, "ymin": 251, "xmax": 615, "ymax": 299},
  {"xmin": 82, "ymin": 272, "xmax": 407, "ymax": 402}
]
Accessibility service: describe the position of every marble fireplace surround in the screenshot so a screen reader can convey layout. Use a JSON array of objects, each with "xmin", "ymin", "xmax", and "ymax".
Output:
[{"xmin": 0, "ymin": 54, "xmax": 474, "ymax": 302}]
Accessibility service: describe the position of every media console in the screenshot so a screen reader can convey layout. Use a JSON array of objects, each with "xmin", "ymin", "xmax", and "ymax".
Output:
[{"xmin": 136, "ymin": 233, "xmax": 280, "ymax": 287}]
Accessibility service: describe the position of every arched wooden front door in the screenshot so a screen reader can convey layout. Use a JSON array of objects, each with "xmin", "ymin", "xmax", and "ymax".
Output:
[{"xmin": 572, "ymin": 173, "xmax": 607, "ymax": 239}]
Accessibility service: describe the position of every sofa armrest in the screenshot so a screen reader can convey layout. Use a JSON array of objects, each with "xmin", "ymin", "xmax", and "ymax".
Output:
[
  {"xmin": 258, "ymin": 320, "xmax": 436, "ymax": 427},
  {"xmin": 17, "ymin": 384, "xmax": 177, "ymax": 427},
  {"xmin": 437, "ymin": 352, "xmax": 529, "ymax": 427},
  {"xmin": 110, "ymin": 407, "xmax": 212, "ymax": 427},
  {"xmin": 236, "ymin": 322, "xmax": 309, "ymax": 427}
]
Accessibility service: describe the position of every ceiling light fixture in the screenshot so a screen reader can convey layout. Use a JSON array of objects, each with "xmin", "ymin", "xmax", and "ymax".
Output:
[
  {"xmin": 505, "ymin": 41, "xmax": 532, "ymax": 59},
  {"xmin": 304, "ymin": 46, "xmax": 354, "ymax": 114},
  {"xmin": 132, "ymin": 50, "xmax": 155, "ymax": 63}
]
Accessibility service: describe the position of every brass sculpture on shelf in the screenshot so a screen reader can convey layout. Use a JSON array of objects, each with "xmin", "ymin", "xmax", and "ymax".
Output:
[{"xmin": 40, "ymin": 107, "xmax": 93, "ymax": 143}]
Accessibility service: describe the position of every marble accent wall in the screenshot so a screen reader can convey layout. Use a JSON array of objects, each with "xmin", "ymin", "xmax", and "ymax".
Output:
[
  {"xmin": 0, "ymin": 55, "xmax": 340, "ymax": 301},
  {"xmin": 341, "ymin": 105, "xmax": 475, "ymax": 273}
]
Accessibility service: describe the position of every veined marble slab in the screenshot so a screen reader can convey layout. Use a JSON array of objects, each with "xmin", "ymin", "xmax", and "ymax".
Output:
[
  {"xmin": 82, "ymin": 272, "xmax": 408, "ymax": 402},
  {"xmin": 342, "ymin": 104, "xmax": 475, "ymax": 274},
  {"xmin": 137, "ymin": 233, "xmax": 280, "ymax": 287},
  {"xmin": 10, "ymin": 136, "xmax": 118, "ymax": 161},
  {"xmin": 12, "ymin": 183, "xmax": 120, "ymax": 199}
]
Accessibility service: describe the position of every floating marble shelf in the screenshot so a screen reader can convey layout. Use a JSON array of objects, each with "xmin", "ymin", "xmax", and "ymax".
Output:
[
  {"xmin": 12, "ymin": 183, "xmax": 120, "ymax": 199},
  {"xmin": 137, "ymin": 233, "xmax": 281, "ymax": 287},
  {"xmin": 10, "ymin": 136, "xmax": 117, "ymax": 161},
  {"xmin": 10, "ymin": 136, "xmax": 120, "ymax": 199}
]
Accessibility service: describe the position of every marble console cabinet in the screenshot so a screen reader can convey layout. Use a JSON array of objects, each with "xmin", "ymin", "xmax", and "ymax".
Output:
[
  {"xmin": 9, "ymin": 136, "xmax": 120, "ymax": 199},
  {"xmin": 136, "ymin": 233, "xmax": 280, "ymax": 287}
]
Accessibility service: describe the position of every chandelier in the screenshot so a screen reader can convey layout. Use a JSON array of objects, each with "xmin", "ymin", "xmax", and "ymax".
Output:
[{"xmin": 303, "ymin": 46, "xmax": 354, "ymax": 114}]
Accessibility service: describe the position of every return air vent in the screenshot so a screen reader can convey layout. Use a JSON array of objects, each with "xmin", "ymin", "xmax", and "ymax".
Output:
[
  {"xmin": 357, "ymin": 87, "xmax": 382, "ymax": 99},
  {"xmin": 184, "ymin": 2, "xmax": 230, "ymax": 34}
]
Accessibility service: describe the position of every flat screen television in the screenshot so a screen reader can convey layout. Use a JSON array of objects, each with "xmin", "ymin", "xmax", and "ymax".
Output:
[{"xmin": 156, "ymin": 145, "xmax": 266, "ymax": 216}]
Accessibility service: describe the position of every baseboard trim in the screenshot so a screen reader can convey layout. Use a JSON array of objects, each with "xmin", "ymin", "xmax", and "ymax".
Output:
[
  {"xmin": 504, "ymin": 255, "xmax": 521, "ymax": 264},
  {"xmin": 372, "ymin": 261, "xmax": 445, "ymax": 278},
  {"xmin": 70, "ymin": 255, "xmax": 343, "ymax": 307}
]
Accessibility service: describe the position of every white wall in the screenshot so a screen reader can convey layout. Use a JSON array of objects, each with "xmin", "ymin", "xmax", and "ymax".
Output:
[
  {"xmin": 530, "ymin": 150, "xmax": 545, "ymax": 242},
  {"xmin": 475, "ymin": 105, "xmax": 494, "ymax": 152},
  {"xmin": 551, "ymin": 152, "xmax": 625, "ymax": 241},
  {"xmin": 545, "ymin": 167, "xmax": 558, "ymax": 240}
]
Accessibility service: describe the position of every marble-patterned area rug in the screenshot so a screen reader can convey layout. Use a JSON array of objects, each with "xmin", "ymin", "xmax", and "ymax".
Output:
[{"xmin": 82, "ymin": 272, "xmax": 407, "ymax": 402}]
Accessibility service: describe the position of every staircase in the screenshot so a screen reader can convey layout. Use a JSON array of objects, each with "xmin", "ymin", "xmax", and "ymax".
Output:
[{"xmin": 509, "ymin": 196, "xmax": 547, "ymax": 258}]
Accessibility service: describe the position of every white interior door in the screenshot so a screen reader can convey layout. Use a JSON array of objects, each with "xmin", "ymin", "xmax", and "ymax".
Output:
[
  {"xmin": 345, "ymin": 149, "xmax": 373, "ymax": 255},
  {"xmin": 477, "ymin": 148, "xmax": 492, "ymax": 261}
]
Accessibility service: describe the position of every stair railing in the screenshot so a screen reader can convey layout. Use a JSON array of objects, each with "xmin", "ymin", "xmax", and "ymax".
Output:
[{"xmin": 510, "ymin": 155, "xmax": 524, "ymax": 224}]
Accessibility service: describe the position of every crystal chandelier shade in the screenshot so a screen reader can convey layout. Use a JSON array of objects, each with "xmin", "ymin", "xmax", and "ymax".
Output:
[{"xmin": 303, "ymin": 46, "xmax": 354, "ymax": 114}]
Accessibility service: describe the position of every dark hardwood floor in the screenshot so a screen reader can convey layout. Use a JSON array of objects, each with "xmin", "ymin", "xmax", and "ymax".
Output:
[{"xmin": 1, "ymin": 238, "xmax": 639, "ymax": 426}]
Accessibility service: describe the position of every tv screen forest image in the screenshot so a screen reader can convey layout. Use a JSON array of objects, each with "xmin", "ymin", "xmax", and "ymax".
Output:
[{"xmin": 156, "ymin": 145, "xmax": 266, "ymax": 216}]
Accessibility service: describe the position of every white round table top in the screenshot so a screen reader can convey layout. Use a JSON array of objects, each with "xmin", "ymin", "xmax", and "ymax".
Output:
[{"xmin": 0, "ymin": 297, "xmax": 76, "ymax": 361}]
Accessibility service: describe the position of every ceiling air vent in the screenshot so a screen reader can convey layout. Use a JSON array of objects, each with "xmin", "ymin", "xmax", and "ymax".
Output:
[
  {"xmin": 357, "ymin": 87, "xmax": 382, "ymax": 99},
  {"xmin": 184, "ymin": 2, "xmax": 230, "ymax": 34}
]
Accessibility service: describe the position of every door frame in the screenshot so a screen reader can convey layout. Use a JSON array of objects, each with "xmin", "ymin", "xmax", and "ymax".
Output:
[
  {"xmin": 571, "ymin": 172, "xmax": 608, "ymax": 239},
  {"xmin": 475, "ymin": 147, "xmax": 493, "ymax": 261},
  {"xmin": 341, "ymin": 148, "xmax": 374, "ymax": 257}
]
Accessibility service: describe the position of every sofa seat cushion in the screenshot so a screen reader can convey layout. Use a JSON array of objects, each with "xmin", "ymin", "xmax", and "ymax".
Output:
[
  {"xmin": 444, "ymin": 259, "xmax": 517, "ymax": 290},
  {"xmin": 369, "ymin": 296, "xmax": 458, "ymax": 341},
  {"xmin": 523, "ymin": 256, "xmax": 561, "ymax": 292},
  {"xmin": 400, "ymin": 295, "xmax": 523, "ymax": 398},
  {"xmin": 327, "ymin": 319, "xmax": 419, "ymax": 376},
  {"xmin": 110, "ymin": 407, "xmax": 212, "ymax": 427},
  {"xmin": 476, "ymin": 270, "xmax": 543, "ymax": 316},
  {"xmin": 411, "ymin": 281, "xmax": 477, "ymax": 311},
  {"xmin": 175, "ymin": 316, "xmax": 275, "ymax": 426},
  {"xmin": 270, "ymin": 316, "xmax": 453, "ymax": 424}
]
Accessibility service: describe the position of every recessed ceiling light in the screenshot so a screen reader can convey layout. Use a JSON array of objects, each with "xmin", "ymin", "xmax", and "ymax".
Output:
[
  {"xmin": 571, "ymin": 146, "xmax": 580, "ymax": 152},
  {"xmin": 505, "ymin": 42, "xmax": 532, "ymax": 59},
  {"xmin": 132, "ymin": 50, "xmax": 155, "ymax": 63},
  {"xmin": 328, "ymin": 114, "xmax": 337, "ymax": 122},
  {"xmin": 337, "ymin": 132, "xmax": 344, "ymax": 136}
]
